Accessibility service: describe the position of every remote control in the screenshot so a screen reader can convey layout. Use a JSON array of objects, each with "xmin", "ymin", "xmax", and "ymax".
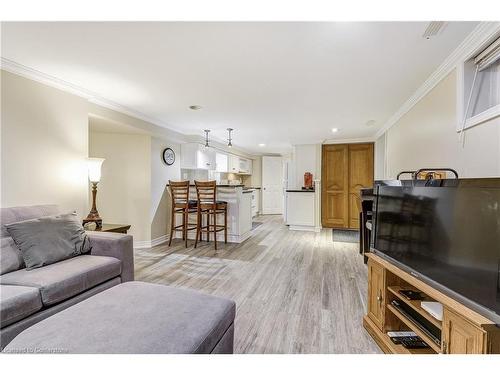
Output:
[
  {"xmin": 402, "ymin": 340, "xmax": 429, "ymax": 349},
  {"xmin": 399, "ymin": 290, "xmax": 424, "ymax": 300}
]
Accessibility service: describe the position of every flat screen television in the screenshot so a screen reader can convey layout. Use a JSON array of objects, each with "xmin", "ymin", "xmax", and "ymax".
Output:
[{"xmin": 372, "ymin": 179, "xmax": 500, "ymax": 324}]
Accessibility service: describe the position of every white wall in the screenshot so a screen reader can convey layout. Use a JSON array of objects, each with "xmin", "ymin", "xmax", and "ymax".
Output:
[
  {"xmin": 239, "ymin": 156, "xmax": 262, "ymax": 188},
  {"xmin": 89, "ymin": 131, "xmax": 151, "ymax": 243},
  {"xmin": 385, "ymin": 70, "xmax": 500, "ymax": 179},
  {"xmin": 290, "ymin": 144, "xmax": 321, "ymax": 189},
  {"xmin": 1, "ymin": 70, "xmax": 89, "ymax": 215},
  {"xmin": 250, "ymin": 156, "xmax": 262, "ymax": 187},
  {"xmin": 151, "ymin": 137, "xmax": 180, "ymax": 240},
  {"xmin": 374, "ymin": 134, "xmax": 386, "ymax": 180}
]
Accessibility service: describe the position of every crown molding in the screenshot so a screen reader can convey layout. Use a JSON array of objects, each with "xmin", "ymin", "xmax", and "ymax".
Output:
[
  {"xmin": 0, "ymin": 57, "xmax": 187, "ymax": 139},
  {"xmin": 322, "ymin": 137, "xmax": 375, "ymax": 144},
  {"xmin": 375, "ymin": 21, "xmax": 500, "ymax": 139},
  {"xmin": 1, "ymin": 57, "xmax": 264, "ymax": 155}
]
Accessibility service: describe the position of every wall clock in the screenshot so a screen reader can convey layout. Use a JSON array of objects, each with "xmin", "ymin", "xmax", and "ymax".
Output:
[{"xmin": 162, "ymin": 148, "xmax": 175, "ymax": 166}]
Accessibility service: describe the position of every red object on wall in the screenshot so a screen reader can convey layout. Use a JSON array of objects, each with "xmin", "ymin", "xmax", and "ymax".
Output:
[{"xmin": 304, "ymin": 172, "xmax": 313, "ymax": 189}]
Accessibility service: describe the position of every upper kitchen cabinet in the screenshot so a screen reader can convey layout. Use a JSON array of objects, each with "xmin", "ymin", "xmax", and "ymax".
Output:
[
  {"xmin": 180, "ymin": 143, "xmax": 216, "ymax": 170},
  {"xmin": 239, "ymin": 157, "xmax": 252, "ymax": 175},
  {"xmin": 228, "ymin": 155, "xmax": 239, "ymax": 173},
  {"xmin": 216, "ymin": 152, "xmax": 229, "ymax": 173},
  {"xmin": 229, "ymin": 155, "xmax": 253, "ymax": 175}
]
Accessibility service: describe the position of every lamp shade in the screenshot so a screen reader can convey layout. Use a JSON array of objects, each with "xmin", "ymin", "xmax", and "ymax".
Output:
[{"xmin": 87, "ymin": 158, "xmax": 105, "ymax": 183}]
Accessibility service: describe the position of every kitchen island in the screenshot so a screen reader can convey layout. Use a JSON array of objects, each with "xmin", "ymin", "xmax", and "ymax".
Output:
[{"xmin": 172, "ymin": 185, "xmax": 253, "ymax": 243}]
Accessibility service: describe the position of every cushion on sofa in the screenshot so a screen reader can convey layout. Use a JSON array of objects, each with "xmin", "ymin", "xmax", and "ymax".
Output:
[
  {"xmin": 1, "ymin": 205, "xmax": 59, "ymax": 238},
  {"xmin": 0, "ymin": 237, "xmax": 24, "ymax": 275},
  {"xmin": 3, "ymin": 281, "xmax": 236, "ymax": 353},
  {"xmin": 5, "ymin": 213, "xmax": 92, "ymax": 270},
  {"xmin": 0, "ymin": 255, "xmax": 121, "ymax": 306},
  {"xmin": 0, "ymin": 285, "xmax": 43, "ymax": 328},
  {"xmin": 1, "ymin": 205, "xmax": 59, "ymax": 275}
]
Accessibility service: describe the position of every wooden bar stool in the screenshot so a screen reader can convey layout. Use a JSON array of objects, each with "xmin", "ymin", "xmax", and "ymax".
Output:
[
  {"xmin": 194, "ymin": 180, "xmax": 228, "ymax": 250},
  {"xmin": 168, "ymin": 180, "xmax": 198, "ymax": 247}
]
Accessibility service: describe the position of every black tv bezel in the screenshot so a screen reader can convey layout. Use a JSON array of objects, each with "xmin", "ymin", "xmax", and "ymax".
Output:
[{"xmin": 370, "ymin": 181, "xmax": 500, "ymax": 326}]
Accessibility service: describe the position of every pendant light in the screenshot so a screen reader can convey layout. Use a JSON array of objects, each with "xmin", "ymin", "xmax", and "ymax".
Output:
[
  {"xmin": 227, "ymin": 128, "xmax": 233, "ymax": 148},
  {"xmin": 204, "ymin": 129, "xmax": 210, "ymax": 148}
]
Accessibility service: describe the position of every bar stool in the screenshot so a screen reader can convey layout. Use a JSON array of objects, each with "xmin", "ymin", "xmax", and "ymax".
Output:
[
  {"xmin": 194, "ymin": 180, "xmax": 228, "ymax": 250},
  {"xmin": 168, "ymin": 180, "xmax": 198, "ymax": 247}
]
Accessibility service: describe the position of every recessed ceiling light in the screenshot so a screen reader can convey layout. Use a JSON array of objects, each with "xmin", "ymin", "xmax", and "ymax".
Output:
[
  {"xmin": 189, "ymin": 105, "xmax": 202, "ymax": 110},
  {"xmin": 331, "ymin": 128, "xmax": 339, "ymax": 133},
  {"xmin": 258, "ymin": 143, "xmax": 266, "ymax": 147}
]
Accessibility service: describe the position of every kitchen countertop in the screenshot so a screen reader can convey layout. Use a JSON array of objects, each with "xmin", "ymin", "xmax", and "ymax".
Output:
[
  {"xmin": 166, "ymin": 184, "xmax": 262, "ymax": 189},
  {"xmin": 167, "ymin": 184, "xmax": 245, "ymax": 187},
  {"xmin": 286, "ymin": 189, "xmax": 315, "ymax": 193}
]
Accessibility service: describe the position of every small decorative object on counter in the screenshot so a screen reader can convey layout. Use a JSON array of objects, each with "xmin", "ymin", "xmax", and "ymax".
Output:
[{"xmin": 303, "ymin": 172, "xmax": 313, "ymax": 190}]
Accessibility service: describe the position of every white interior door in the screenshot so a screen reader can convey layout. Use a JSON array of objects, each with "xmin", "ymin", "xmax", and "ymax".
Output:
[{"xmin": 262, "ymin": 156, "xmax": 284, "ymax": 214}]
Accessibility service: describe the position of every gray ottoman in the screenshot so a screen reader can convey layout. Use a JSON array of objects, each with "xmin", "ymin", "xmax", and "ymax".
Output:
[{"xmin": 3, "ymin": 281, "xmax": 235, "ymax": 354}]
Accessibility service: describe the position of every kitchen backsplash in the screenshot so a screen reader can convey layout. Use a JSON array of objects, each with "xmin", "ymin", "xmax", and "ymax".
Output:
[
  {"xmin": 180, "ymin": 169, "xmax": 209, "ymax": 183},
  {"xmin": 180, "ymin": 169, "xmax": 242, "ymax": 185}
]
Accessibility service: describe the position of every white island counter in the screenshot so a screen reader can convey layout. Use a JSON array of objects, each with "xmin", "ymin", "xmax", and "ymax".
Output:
[{"xmin": 173, "ymin": 185, "xmax": 253, "ymax": 243}]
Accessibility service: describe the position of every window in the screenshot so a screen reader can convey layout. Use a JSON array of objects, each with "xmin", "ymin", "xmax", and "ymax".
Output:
[{"xmin": 458, "ymin": 35, "xmax": 500, "ymax": 131}]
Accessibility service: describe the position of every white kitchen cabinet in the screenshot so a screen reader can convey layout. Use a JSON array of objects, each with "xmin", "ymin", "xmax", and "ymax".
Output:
[
  {"xmin": 180, "ymin": 143, "xmax": 216, "ymax": 170},
  {"xmin": 216, "ymin": 152, "xmax": 229, "ymax": 172},
  {"xmin": 251, "ymin": 189, "xmax": 260, "ymax": 217},
  {"xmin": 247, "ymin": 159, "xmax": 253, "ymax": 175},
  {"xmin": 238, "ymin": 158, "xmax": 252, "ymax": 175},
  {"xmin": 228, "ymin": 155, "xmax": 253, "ymax": 175},
  {"xmin": 228, "ymin": 155, "xmax": 239, "ymax": 173},
  {"xmin": 285, "ymin": 191, "xmax": 319, "ymax": 232}
]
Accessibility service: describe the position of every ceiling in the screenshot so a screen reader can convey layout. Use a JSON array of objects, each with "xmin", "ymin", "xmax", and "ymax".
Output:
[{"xmin": 1, "ymin": 22, "xmax": 478, "ymax": 154}]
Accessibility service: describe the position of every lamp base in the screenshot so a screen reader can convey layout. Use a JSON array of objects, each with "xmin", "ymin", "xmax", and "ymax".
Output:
[
  {"xmin": 83, "ymin": 211, "xmax": 102, "ymax": 229},
  {"xmin": 84, "ymin": 181, "xmax": 102, "ymax": 229}
]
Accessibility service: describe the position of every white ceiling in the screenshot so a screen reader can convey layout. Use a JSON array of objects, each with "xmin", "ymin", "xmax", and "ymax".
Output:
[{"xmin": 1, "ymin": 22, "xmax": 478, "ymax": 154}]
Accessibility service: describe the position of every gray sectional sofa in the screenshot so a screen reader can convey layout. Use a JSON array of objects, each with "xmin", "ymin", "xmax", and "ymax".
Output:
[
  {"xmin": 0, "ymin": 205, "xmax": 134, "ymax": 349},
  {"xmin": 1, "ymin": 204, "xmax": 236, "ymax": 354}
]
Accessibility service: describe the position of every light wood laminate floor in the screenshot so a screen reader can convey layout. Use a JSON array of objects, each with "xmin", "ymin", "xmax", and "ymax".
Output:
[{"xmin": 135, "ymin": 215, "xmax": 381, "ymax": 353}]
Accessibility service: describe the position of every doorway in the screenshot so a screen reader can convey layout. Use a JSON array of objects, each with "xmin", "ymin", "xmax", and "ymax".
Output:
[{"xmin": 262, "ymin": 156, "xmax": 284, "ymax": 214}]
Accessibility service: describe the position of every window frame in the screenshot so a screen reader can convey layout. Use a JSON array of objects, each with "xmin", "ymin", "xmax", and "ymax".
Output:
[{"xmin": 456, "ymin": 34, "xmax": 500, "ymax": 132}]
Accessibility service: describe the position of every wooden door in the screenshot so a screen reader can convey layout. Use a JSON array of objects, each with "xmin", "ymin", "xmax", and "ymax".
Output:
[
  {"xmin": 321, "ymin": 143, "xmax": 373, "ymax": 229},
  {"xmin": 262, "ymin": 156, "xmax": 284, "ymax": 214},
  {"xmin": 442, "ymin": 308, "xmax": 486, "ymax": 354},
  {"xmin": 321, "ymin": 145, "xmax": 348, "ymax": 228},
  {"xmin": 367, "ymin": 259, "xmax": 385, "ymax": 331},
  {"xmin": 348, "ymin": 143, "xmax": 374, "ymax": 229}
]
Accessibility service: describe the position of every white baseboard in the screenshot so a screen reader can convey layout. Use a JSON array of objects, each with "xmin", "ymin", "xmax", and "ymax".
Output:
[
  {"xmin": 133, "ymin": 234, "xmax": 169, "ymax": 249},
  {"xmin": 289, "ymin": 225, "xmax": 321, "ymax": 233},
  {"xmin": 174, "ymin": 231, "xmax": 252, "ymax": 244}
]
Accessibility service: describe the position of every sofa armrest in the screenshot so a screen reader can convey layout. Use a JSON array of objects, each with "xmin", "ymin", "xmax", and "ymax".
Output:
[{"xmin": 86, "ymin": 232, "xmax": 134, "ymax": 282}]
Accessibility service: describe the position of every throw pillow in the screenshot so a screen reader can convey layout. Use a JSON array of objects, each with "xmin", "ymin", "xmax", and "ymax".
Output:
[{"xmin": 5, "ymin": 213, "xmax": 92, "ymax": 270}]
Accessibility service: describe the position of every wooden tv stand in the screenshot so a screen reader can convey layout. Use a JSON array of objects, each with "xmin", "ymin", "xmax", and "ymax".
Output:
[{"xmin": 363, "ymin": 253, "xmax": 500, "ymax": 354}]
